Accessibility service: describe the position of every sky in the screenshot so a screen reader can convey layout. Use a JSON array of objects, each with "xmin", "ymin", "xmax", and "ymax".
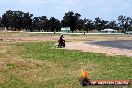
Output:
[{"xmin": 0, "ymin": 0, "xmax": 132, "ymax": 21}]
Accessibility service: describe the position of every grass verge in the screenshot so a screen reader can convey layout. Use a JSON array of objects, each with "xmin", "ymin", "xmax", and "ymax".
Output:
[{"xmin": 0, "ymin": 41, "xmax": 131, "ymax": 88}]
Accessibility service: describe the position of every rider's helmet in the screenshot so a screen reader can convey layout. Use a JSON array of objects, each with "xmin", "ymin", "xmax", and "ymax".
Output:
[{"xmin": 61, "ymin": 34, "xmax": 63, "ymax": 37}]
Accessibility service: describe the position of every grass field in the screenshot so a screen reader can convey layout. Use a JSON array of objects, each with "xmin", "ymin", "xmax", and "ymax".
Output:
[{"xmin": 0, "ymin": 32, "xmax": 132, "ymax": 88}]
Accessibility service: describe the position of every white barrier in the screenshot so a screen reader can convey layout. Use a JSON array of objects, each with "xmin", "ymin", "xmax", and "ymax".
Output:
[{"xmin": 28, "ymin": 32, "xmax": 124, "ymax": 35}]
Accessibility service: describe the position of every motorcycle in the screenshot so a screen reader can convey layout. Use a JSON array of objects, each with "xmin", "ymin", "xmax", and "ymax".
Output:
[{"xmin": 58, "ymin": 37, "xmax": 65, "ymax": 48}]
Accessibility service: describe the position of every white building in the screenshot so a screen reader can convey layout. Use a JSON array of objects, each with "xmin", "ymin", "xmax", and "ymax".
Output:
[
  {"xmin": 101, "ymin": 29, "xmax": 117, "ymax": 33},
  {"xmin": 61, "ymin": 27, "xmax": 70, "ymax": 32},
  {"xmin": 126, "ymin": 31, "xmax": 132, "ymax": 34}
]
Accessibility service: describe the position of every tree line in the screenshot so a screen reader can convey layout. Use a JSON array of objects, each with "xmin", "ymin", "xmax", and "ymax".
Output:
[{"xmin": 0, "ymin": 10, "xmax": 132, "ymax": 33}]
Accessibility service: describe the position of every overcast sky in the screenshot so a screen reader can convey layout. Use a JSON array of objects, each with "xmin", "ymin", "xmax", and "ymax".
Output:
[{"xmin": 0, "ymin": 0, "xmax": 132, "ymax": 21}]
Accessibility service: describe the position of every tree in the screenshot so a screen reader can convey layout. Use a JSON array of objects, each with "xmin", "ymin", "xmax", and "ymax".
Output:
[
  {"xmin": 62, "ymin": 11, "xmax": 81, "ymax": 32},
  {"xmin": 118, "ymin": 15, "xmax": 125, "ymax": 32},
  {"xmin": 39, "ymin": 16, "xmax": 48, "ymax": 32},
  {"xmin": 22, "ymin": 12, "xmax": 33, "ymax": 31},
  {"xmin": 127, "ymin": 17, "xmax": 132, "ymax": 31},
  {"xmin": 124, "ymin": 17, "xmax": 132, "ymax": 31},
  {"xmin": 48, "ymin": 17, "xmax": 61, "ymax": 32},
  {"xmin": 0, "ymin": 17, "xmax": 2, "ymax": 28},
  {"xmin": 76, "ymin": 19, "xmax": 84, "ymax": 31},
  {"xmin": 1, "ymin": 10, "xmax": 33, "ymax": 31},
  {"xmin": 117, "ymin": 15, "xmax": 132, "ymax": 32},
  {"xmin": 83, "ymin": 19, "xmax": 94, "ymax": 33},
  {"xmin": 94, "ymin": 17, "xmax": 102, "ymax": 31},
  {"xmin": 1, "ymin": 12, "xmax": 10, "ymax": 30},
  {"xmin": 94, "ymin": 17, "xmax": 108, "ymax": 31},
  {"xmin": 32, "ymin": 17, "xmax": 41, "ymax": 31},
  {"xmin": 107, "ymin": 20, "xmax": 119, "ymax": 31}
]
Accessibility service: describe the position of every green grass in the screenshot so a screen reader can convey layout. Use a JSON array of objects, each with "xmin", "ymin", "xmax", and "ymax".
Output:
[
  {"xmin": 19, "ymin": 42, "xmax": 131, "ymax": 76},
  {"xmin": 0, "ymin": 42, "xmax": 131, "ymax": 88},
  {"xmin": 6, "ymin": 63, "xmax": 16, "ymax": 69}
]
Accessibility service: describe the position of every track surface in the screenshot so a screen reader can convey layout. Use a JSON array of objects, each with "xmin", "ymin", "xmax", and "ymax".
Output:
[{"xmin": 87, "ymin": 40, "xmax": 132, "ymax": 50}]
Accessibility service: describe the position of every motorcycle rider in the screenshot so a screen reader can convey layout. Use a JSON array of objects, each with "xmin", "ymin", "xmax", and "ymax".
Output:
[{"xmin": 58, "ymin": 34, "xmax": 65, "ymax": 47}]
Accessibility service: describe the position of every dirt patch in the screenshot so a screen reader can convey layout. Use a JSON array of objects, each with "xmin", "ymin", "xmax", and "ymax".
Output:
[
  {"xmin": 1, "ymin": 34, "xmax": 132, "ymax": 42},
  {"xmin": 65, "ymin": 41, "xmax": 132, "ymax": 57}
]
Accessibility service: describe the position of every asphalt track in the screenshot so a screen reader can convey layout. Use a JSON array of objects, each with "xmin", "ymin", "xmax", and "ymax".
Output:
[{"xmin": 87, "ymin": 40, "xmax": 132, "ymax": 50}]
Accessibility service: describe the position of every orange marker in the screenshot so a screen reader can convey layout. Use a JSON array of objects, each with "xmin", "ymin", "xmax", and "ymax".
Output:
[{"xmin": 81, "ymin": 68, "xmax": 89, "ymax": 78}]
